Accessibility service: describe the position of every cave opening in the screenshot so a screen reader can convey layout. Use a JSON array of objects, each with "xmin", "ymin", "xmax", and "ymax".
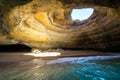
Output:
[
  {"xmin": 71, "ymin": 8, "xmax": 94, "ymax": 21},
  {"xmin": 0, "ymin": 44, "xmax": 31, "ymax": 52}
]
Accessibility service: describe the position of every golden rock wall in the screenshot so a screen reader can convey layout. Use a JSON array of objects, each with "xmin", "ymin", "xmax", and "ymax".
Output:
[{"xmin": 0, "ymin": 0, "xmax": 120, "ymax": 51}]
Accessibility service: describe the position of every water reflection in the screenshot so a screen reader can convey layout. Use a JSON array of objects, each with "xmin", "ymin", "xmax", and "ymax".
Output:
[{"xmin": 0, "ymin": 55, "xmax": 120, "ymax": 80}]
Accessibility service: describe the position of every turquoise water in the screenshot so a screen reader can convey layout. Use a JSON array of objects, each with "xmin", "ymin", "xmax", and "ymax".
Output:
[{"xmin": 0, "ymin": 55, "xmax": 120, "ymax": 80}]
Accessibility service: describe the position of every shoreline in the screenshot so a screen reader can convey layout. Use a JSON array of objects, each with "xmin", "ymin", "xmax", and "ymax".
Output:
[{"xmin": 0, "ymin": 50, "xmax": 117, "ymax": 62}]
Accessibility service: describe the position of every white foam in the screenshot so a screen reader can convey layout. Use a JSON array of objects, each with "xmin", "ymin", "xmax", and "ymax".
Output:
[{"xmin": 47, "ymin": 54, "xmax": 120, "ymax": 64}]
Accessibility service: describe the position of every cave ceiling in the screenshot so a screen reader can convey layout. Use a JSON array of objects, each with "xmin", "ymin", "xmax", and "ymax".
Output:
[{"xmin": 0, "ymin": 0, "xmax": 120, "ymax": 51}]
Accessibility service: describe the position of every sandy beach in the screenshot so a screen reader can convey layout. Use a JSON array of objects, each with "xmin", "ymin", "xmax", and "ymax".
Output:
[{"xmin": 0, "ymin": 50, "xmax": 113, "ymax": 62}]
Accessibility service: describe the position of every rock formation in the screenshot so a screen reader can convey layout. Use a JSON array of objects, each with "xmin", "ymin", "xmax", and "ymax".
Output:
[{"xmin": 0, "ymin": 0, "xmax": 120, "ymax": 51}]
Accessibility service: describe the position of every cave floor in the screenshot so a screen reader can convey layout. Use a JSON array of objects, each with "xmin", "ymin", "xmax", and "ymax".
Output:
[{"xmin": 0, "ymin": 50, "xmax": 115, "ymax": 62}]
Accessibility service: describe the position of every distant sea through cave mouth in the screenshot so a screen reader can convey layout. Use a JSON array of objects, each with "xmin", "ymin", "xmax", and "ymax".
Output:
[{"xmin": 0, "ymin": 54, "xmax": 120, "ymax": 80}]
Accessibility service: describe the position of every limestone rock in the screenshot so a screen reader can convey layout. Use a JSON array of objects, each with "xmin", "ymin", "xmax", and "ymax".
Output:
[{"xmin": 0, "ymin": 0, "xmax": 120, "ymax": 51}]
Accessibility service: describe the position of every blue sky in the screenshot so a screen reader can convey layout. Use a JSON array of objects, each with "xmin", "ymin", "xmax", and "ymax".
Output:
[{"xmin": 71, "ymin": 8, "xmax": 94, "ymax": 21}]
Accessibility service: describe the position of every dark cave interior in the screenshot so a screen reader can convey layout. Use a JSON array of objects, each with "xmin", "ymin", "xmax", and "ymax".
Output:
[{"xmin": 0, "ymin": 44, "xmax": 31, "ymax": 52}]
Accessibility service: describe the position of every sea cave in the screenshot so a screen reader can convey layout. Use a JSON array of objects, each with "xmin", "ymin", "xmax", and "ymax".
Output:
[{"xmin": 0, "ymin": 0, "xmax": 120, "ymax": 80}]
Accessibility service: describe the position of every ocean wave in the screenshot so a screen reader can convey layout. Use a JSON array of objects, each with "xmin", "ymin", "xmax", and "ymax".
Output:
[{"xmin": 47, "ymin": 54, "xmax": 120, "ymax": 64}]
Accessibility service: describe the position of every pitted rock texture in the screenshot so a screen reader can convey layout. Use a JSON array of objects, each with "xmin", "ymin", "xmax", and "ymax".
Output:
[{"xmin": 0, "ymin": 0, "xmax": 120, "ymax": 51}]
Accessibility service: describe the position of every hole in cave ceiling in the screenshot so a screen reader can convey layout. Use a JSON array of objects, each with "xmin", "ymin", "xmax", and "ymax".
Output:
[{"xmin": 71, "ymin": 8, "xmax": 94, "ymax": 21}]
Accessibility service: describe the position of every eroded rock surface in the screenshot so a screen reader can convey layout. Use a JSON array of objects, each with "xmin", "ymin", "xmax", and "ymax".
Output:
[{"xmin": 0, "ymin": 0, "xmax": 120, "ymax": 51}]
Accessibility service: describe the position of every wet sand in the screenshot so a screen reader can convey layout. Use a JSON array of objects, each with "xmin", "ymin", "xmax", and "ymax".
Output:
[{"xmin": 0, "ymin": 50, "xmax": 114, "ymax": 62}]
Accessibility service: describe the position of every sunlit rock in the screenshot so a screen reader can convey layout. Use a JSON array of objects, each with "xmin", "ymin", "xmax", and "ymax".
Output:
[{"xmin": 0, "ymin": 0, "xmax": 120, "ymax": 51}]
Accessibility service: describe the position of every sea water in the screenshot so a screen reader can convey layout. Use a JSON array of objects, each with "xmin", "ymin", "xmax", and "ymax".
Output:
[{"xmin": 0, "ymin": 54, "xmax": 120, "ymax": 80}]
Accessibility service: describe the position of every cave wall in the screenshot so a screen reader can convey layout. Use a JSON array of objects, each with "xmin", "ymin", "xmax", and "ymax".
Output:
[{"xmin": 0, "ymin": 0, "xmax": 120, "ymax": 51}]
